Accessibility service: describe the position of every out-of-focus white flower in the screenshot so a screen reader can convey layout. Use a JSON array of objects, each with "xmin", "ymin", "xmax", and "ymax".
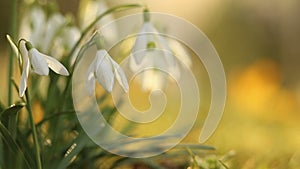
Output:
[
  {"xmin": 19, "ymin": 6, "xmax": 74, "ymax": 57},
  {"xmin": 62, "ymin": 27, "xmax": 81, "ymax": 50},
  {"xmin": 85, "ymin": 49, "xmax": 129, "ymax": 96},
  {"xmin": 19, "ymin": 6, "xmax": 46, "ymax": 47},
  {"xmin": 52, "ymin": 26, "xmax": 81, "ymax": 62},
  {"xmin": 42, "ymin": 13, "xmax": 66, "ymax": 52},
  {"xmin": 7, "ymin": 38, "xmax": 69, "ymax": 97}
]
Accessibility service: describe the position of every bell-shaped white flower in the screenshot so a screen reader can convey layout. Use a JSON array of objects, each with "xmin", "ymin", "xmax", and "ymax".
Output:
[
  {"xmin": 130, "ymin": 10, "xmax": 180, "ymax": 90},
  {"xmin": 17, "ymin": 41, "xmax": 69, "ymax": 97},
  {"xmin": 130, "ymin": 22, "xmax": 176, "ymax": 69},
  {"xmin": 85, "ymin": 49, "xmax": 129, "ymax": 96}
]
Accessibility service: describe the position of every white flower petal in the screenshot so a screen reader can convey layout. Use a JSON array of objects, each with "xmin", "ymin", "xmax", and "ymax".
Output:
[
  {"xmin": 19, "ymin": 41, "xmax": 28, "ymax": 59},
  {"xmin": 168, "ymin": 39, "xmax": 192, "ymax": 67},
  {"xmin": 19, "ymin": 51, "xmax": 30, "ymax": 97},
  {"xmin": 6, "ymin": 34, "xmax": 19, "ymax": 56},
  {"xmin": 131, "ymin": 23, "xmax": 153, "ymax": 64},
  {"xmin": 144, "ymin": 22, "xmax": 157, "ymax": 33},
  {"xmin": 63, "ymin": 27, "xmax": 81, "ymax": 50},
  {"xmin": 146, "ymin": 22, "xmax": 176, "ymax": 68},
  {"xmin": 111, "ymin": 59, "xmax": 129, "ymax": 92},
  {"xmin": 132, "ymin": 36, "xmax": 147, "ymax": 64},
  {"xmin": 141, "ymin": 70, "xmax": 166, "ymax": 91},
  {"xmin": 94, "ymin": 50, "xmax": 115, "ymax": 92},
  {"xmin": 85, "ymin": 59, "xmax": 97, "ymax": 96},
  {"xmin": 29, "ymin": 6, "xmax": 46, "ymax": 46},
  {"xmin": 129, "ymin": 53, "xmax": 140, "ymax": 72},
  {"xmin": 157, "ymin": 36, "xmax": 176, "ymax": 67},
  {"xmin": 43, "ymin": 13, "xmax": 66, "ymax": 52},
  {"xmin": 29, "ymin": 49, "xmax": 49, "ymax": 75},
  {"xmin": 43, "ymin": 54, "xmax": 69, "ymax": 76}
]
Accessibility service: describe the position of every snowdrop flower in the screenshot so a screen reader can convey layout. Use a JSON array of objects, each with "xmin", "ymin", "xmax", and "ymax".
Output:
[
  {"xmin": 6, "ymin": 36, "xmax": 69, "ymax": 97},
  {"xmin": 85, "ymin": 35, "xmax": 129, "ymax": 96},
  {"xmin": 85, "ymin": 50, "xmax": 129, "ymax": 96},
  {"xmin": 131, "ymin": 9, "xmax": 176, "ymax": 67},
  {"xmin": 130, "ymin": 9, "xmax": 180, "ymax": 90}
]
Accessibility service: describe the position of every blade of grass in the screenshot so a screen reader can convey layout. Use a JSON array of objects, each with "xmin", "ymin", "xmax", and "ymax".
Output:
[
  {"xmin": 218, "ymin": 160, "xmax": 229, "ymax": 169},
  {"xmin": 175, "ymin": 143, "xmax": 215, "ymax": 151},
  {"xmin": 16, "ymin": 129, "xmax": 35, "ymax": 167},
  {"xmin": 0, "ymin": 122, "xmax": 32, "ymax": 169},
  {"xmin": 25, "ymin": 110, "xmax": 75, "ymax": 137}
]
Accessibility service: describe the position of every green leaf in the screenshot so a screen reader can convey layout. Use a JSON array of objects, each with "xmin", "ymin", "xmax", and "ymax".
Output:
[
  {"xmin": 0, "ymin": 103, "xmax": 26, "ymax": 120},
  {"xmin": 175, "ymin": 143, "xmax": 215, "ymax": 150},
  {"xmin": 56, "ymin": 133, "xmax": 90, "ymax": 169},
  {"xmin": 0, "ymin": 100, "xmax": 5, "ymax": 112},
  {"xmin": 219, "ymin": 160, "xmax": 230, "ymax": 169},
  {"xmin": 0, "ymin": 122, "xmax": 32, "ymax": 169}
]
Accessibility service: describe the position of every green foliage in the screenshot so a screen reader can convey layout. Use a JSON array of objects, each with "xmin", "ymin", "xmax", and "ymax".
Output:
[
  {"xmin": 0, "ymin": 122, "xmax": 31, "ymax": 169},
  {"xmin": 0, "ymin": 103, "xmax": 25, "ymax": 120}
]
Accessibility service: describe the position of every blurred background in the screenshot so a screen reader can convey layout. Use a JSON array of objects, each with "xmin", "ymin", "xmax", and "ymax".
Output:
[{"xmin": 1, "ymin": 0, "xmax": 300, "ymax": 168}]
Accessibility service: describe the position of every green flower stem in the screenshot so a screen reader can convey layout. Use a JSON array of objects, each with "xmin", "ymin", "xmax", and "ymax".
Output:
[{"xmin": 25, "ymin": 90, "xmax": 42, "ymax": 169}]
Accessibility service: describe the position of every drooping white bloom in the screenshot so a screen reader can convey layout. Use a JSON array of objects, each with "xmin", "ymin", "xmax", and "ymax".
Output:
[
  {"xmin": 129, "ymin": 11, "xmax": 180, "ymax": 90},
  {"xmin": 85, "ymin": 49, "xmax": 129, "ymax": 96},
  {"xmin": 130, "ymin": 22, "xmax": 176, "ymax": 69},
  {"xmin": 13, "ymin": 41, "xmax": 69, "ymax": 97}
]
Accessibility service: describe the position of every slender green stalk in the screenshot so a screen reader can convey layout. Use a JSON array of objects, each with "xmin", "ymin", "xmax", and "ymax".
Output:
[{"xmin": 25, "ymin": 90, "xmax": 42, "ymax": 169}]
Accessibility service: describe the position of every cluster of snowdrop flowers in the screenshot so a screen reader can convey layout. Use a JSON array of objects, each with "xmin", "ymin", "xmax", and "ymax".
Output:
[
  {"xmin": 11, "ymin": 3, "xmax": 185, "ymax": 97},
  {"xmin": 85, "ymin": 33, "xmax": 129, "ymax": 96},
  {"xmin": 129, "ymin": 9, "xmax": 180, "ymax": 91},
  {"xmin": 6, "ymin": 35, "xmax": 69, "ymax": 97},
  {"xmin": 19, "ymin": 5, "xmax": 81, "ymax": 62}
]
